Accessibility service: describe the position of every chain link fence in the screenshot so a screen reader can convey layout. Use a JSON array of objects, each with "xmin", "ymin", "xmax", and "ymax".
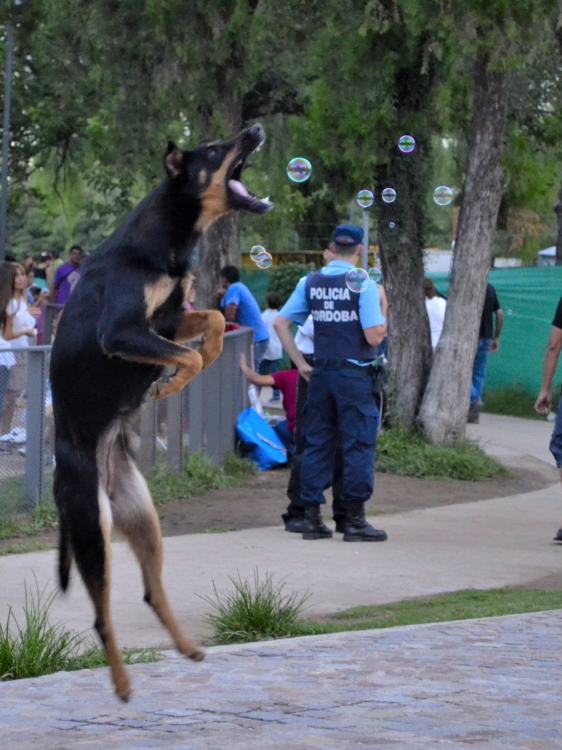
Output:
[{"xmin": 0, "ymin": 327, "xmax": 253, "ymax": 520}]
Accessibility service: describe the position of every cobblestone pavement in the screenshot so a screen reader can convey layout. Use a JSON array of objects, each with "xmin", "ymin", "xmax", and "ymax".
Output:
[{"xmin": 2, "ymin": 611, "xmax": 562, "ymax": 749}]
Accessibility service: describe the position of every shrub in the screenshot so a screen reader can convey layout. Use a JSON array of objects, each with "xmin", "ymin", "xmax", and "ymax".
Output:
[
  {"xmin": 147, "ymin": 451, "xmax": 255, "ymax": 505},
  {"xmin": 0, "ymin": 580, "xmax": 162, "ymax": 681},
  {"xmin": 376, "ymin": 426, "xmax": 508, "ymax": 481},
  {"xmin": 266, "ymin": 262, "xmax": 316, "ymax": 303},
  {"xmin": 202, "ymin": 569, "xmax": 311, "ymax": 644}
]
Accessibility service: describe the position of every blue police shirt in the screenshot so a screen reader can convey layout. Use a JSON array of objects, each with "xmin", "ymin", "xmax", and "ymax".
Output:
[
  {"xmin": 279, "ymin": 260, "xmax": 386, "ymax": 365},
  {"xmin": 221, "ymin": 282, "xmax": 270, "ymax": 343}
]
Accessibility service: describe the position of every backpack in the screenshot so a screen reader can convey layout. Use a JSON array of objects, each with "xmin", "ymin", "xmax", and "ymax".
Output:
[{"xmin": 236, "ymin": 406, "xmax": 287, "ymax": 471}]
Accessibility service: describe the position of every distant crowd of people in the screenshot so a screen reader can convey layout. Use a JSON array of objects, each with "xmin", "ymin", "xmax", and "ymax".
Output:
[{"xmin": 0, "ymin": 246, "xmax": 85, "ymax": 446}]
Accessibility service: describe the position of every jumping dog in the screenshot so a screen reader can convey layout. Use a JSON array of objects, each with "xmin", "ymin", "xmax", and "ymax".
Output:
[{"xmin": 50, "ymin": 124, "xmax": 272, "ymax": 701}]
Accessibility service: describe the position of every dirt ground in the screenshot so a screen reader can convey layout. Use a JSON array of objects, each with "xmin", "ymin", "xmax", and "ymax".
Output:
[
  {"xmin": 3, "ymin": 453, "xmax": 559, "ymax": 555},
  {"xmin": 157, "ymin": 455, "xmax": 559, "ymax": 537}
]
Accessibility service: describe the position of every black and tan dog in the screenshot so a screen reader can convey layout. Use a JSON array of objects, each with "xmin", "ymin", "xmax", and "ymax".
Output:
[{"xmin": 50, "ymin": 124, "xmax": 271, "ymax": 701}]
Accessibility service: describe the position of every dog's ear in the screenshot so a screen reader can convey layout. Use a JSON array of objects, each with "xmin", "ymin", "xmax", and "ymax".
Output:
[{"xmin": 164, "ymin": 141, "xmax": 186, "ymax": 179}]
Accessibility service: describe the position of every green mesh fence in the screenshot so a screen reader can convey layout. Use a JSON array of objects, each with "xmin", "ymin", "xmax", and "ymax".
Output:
[
  {"xmin": 240, "ymin": 268, "xmax": 270, "ymax": 309},
  {"xmin": 243, "ymin": 264, "xmax": 562, "ymax": 395},
  {"xmin": 430, "ymin": 266, "xmax": 562, "ymax": 394}
]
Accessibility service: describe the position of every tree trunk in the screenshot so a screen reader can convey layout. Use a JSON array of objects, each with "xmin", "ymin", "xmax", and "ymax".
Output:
[
  {"xmin": 554, "ymin": 184, "xmax": 562, "ymax": 266},
  {"xmin": 419, "ymin": 55, "xmax": 509, "ymax": 443},
  {"xmin": 195, "ymin": 211, "xmax": 240, "ymax": 310},
  {"xmin": 377, "ymin": 139, "xmax": 433, "ymax": 429}
]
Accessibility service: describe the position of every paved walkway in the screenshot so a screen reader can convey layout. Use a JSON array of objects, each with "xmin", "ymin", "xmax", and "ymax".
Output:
[
  {"xmin": 2, "ymin": 611, "xmax": 562, "ymax": 748},
  {"xmin": 1, "ymin": 415, "xmax": 560, "ymax": 648}
]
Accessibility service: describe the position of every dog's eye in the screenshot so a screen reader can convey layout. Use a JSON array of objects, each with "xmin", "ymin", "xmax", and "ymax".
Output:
[{"xmin": 207, "ymin": 147, "xmax": 216, "ymax": 158}]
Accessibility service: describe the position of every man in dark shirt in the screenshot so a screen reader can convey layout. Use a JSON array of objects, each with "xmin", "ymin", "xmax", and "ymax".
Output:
[
  {"xmin": 535, "ymin": 296, "xmax": 562, "ymax": 540},
  {"xmin": 468, "ymin": 282, "xmax": 503, "ymax": 423}
]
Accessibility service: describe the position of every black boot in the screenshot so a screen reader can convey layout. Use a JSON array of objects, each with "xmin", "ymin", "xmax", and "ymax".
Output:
[
  {"xmin": 334, "ymin": 516, "xmax": 346, "ymax": 534},
  {"xmin": 343, "ymin": 503, "xmax": 387, "ymax": 542},
  {"xmin": 302, "ymin": 505, "xmax": 333, "ymax": 540},
  {"xmin": 284, "ymin": 516, "xmax": 305, "ymax": 533}
]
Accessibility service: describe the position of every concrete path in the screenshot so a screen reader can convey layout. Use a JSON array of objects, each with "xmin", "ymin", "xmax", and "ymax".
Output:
[
  {"xmin": 2, "ymin": 611, "xmax": 562, "ymax": 749},
  {"xmin": 0, "ymin": 414, "xmax": 561, "ymax": 648}
]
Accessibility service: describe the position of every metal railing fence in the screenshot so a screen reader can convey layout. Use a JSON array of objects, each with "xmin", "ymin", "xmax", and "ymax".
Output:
[{"xmin": 0, "ymin": 327, "xmax": 252, "ymax": 519}]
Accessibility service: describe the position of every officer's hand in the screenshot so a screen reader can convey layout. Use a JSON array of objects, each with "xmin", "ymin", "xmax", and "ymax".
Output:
[{"xmin": 298, "ymin": 361, "xmax": 313, "ymax": 382}]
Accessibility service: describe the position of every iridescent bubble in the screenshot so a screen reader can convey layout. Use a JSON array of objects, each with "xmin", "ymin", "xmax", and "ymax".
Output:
[
  {"xmin": 389, "ymin": 222, "xmax": 396, "ymax": 229},
  {"xmin": 346, "ymin": 268, "xmax": 369, "ymax": 294},
  {"xmin": 250, "ymin": 245, "xmax": 266, "ymax": 261},
  {"xmin": 433, "ymin": 186, "xmax": 454, "ymax": 206},
  {"xmin": 398, "ymin": 135, "xmax": 416, "ymax": 153},
  {"xmin": 357, "ymin": 189, "xmax": 374, "ymax": 209},
  {"xmin": 381, "ymin": 187, "xmax": 396, "ymax": 204},
  {"xmin": 287, "ymin": 157, "xmax": 312, "ymax": 183},
  {"xmin": 255, "ymin": 252, "xmax": 272, "ymax": 269},
  {"xmin": 507, "ymin": 309, "xmax": 513, "ymax": 316},
  {"xmin": 368, "ymin": 267, "xmax": 382, "ymax": 283}
]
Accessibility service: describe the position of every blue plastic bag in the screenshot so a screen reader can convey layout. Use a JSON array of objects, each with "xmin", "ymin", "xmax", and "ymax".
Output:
[{"xmin": 236, "ymin": 407, "xmax": 287, "ymax": 471}]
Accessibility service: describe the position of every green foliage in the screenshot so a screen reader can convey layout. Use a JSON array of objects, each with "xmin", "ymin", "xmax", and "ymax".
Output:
[
  {"xmin": 376, "ymin": 426, "xmax": 508, "ymax": 481},
  {"xmin": 483, "ymin": 383, "xmax": 558, "ymax": 420},
  {"xmin": 147, "ymin": 451, "xmax": 256, "ymax": 506},
  {"xmin": 266, "ymin": 262, "xmax": 316, "ymax": 303},
  {"xmin": 202, "ymin": 569, "xmax": 311, "ymax": 645},
  {"xmin": 0, "ymin": 579, "xmax": 163, "ymax": 681},
  {"xmin": 0, "ymin": 499, "xmax": 58, "ymax": 540}
]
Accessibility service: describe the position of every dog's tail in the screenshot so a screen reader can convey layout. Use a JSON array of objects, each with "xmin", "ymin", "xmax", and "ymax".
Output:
[{"xmin": 53, "ymin": 435, "xmax": 103, "ymax": 593}]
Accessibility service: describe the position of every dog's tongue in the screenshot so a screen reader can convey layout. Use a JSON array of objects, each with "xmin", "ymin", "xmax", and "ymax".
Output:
[{"xmin": 228, "ymin": 179, "xmax": 250, "ymax": 198}]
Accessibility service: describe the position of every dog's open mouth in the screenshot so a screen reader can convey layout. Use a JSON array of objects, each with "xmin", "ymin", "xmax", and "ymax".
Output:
[{"xmin": 227, "ymin": 128, "xmax": 273, "ymax": 215}]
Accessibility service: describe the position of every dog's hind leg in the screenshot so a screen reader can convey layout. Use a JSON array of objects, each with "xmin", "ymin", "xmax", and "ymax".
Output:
[
  {"xmin": 108, "ymin": 432, "xmax": 204, "ymax": 661},
  {"xmin": 55, "ymin": 437, "xmax": 131, "ymax": 701}
]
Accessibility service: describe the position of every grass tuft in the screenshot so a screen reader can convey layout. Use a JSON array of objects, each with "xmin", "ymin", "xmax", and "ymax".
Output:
[
  {"xmin": 0, "ymin": 579, "xmax": 162, "ymax": 681},
  {"xmin": 376, "ymin": 426, "xmax": 508, "ymax": 481},
  {"xmin": 147, "ymin": 451, "xmax": 256, "ymax": 505},
  {"xmin": 202, "ymin": 569, "xmax": 311, "ymax": 645}
]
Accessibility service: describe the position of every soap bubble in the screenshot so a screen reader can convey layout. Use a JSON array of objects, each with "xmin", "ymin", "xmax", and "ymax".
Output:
[
  {"xmin": 381, "ymin": 187, "xmax": 396, "ymax": 204},
  {"xmin": 398, "ymin": 135, "xmax": 415, "ymax": 153},
  {"xmin": 389, "ymin": 222, "xmax": 396, "ymax": 229},
  {"xmin": 507, "ymin": 309, "xmax": 513, "ymax": 316},
  {"xmin": 346, "ymin": 268, "xmax": 369, "ymax": 294},
  {"xmin": 287, "ymin": 157, "xmax": 312, "ymax": 183},
  {"xmin": 255, "ymin": 252, "xmax": 272, "ymax": 269},
  {"xmin": 433, "ymin": 186, "xmax": 454, "ymax": 206},
  {"xmin": 357, "ymin": 189, "xmax": 374, "ymax": 208},
  {"xmin": 368, "ymin": 267, "xmax": 382, "ymax": 283},
  {"xmin": 250, "ymin": 245, "xmax": 266, "ymax": 261}
]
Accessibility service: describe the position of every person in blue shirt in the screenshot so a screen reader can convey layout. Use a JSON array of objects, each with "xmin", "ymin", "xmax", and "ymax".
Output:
[
  {"xmin": 218, "ymin": 266, "xmax": 270, "ymax": 369},
  {"xmin": 274, "ymin": 224, "xmax": 388, "ymax": 542}
]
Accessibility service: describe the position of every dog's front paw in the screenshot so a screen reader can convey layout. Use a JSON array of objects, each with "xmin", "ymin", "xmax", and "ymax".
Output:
[{"xmin": 148, "ymin": 375, "xmax": 174, "ymax": 401}]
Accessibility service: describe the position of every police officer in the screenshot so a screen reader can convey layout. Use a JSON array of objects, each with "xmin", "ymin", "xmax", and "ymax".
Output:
[{"xmin": 274, "ymin": 225, "xmax": 388, "ymax": 542}]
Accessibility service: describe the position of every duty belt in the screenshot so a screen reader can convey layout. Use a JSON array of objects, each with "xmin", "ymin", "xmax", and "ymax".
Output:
[{"xmin": 312, "ymin": 358, "xmax": 376, "ymax": 374}]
